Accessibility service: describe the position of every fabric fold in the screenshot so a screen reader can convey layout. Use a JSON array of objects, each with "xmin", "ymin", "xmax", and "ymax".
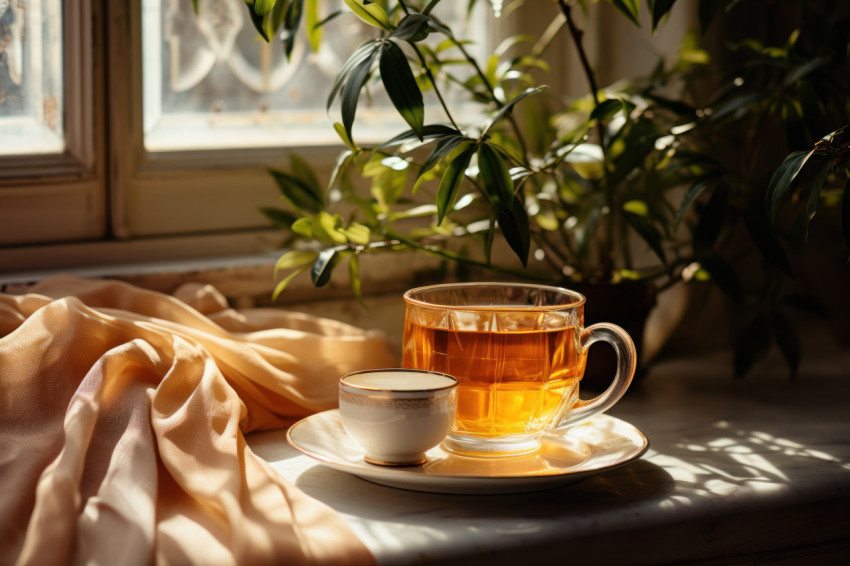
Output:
[{"xmin": 0, "ymin": 276, "xmax": 397, "ymax": 565}]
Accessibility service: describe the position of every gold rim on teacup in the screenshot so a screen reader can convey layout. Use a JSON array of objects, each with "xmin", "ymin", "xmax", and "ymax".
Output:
[{"xmin": 340, "ymin": 368, "xmax": 459, "ymax": 393}]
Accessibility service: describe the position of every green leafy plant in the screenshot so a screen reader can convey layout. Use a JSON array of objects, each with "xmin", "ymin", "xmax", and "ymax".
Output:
[{"xmin": 231, "ymin": 0, "xmax": 848, "ymax": 378}]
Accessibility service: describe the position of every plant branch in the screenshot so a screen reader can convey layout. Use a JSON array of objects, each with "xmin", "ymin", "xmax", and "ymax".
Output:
[
  {"xmin": 557, "ymin": 0, "xmax": 615, "ymax": 277},
  {"xmin": 409, "ymin": 43, "xmax": 461, "ymax": 131},
  {"xmin": 448, "ymin": 36, "xmax": 531, "ymax": 166}
]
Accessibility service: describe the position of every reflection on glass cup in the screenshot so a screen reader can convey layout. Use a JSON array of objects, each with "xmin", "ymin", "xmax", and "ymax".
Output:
[{"xmin": 403, "ymin": 282, "xmax": 637, "ymax": 456}]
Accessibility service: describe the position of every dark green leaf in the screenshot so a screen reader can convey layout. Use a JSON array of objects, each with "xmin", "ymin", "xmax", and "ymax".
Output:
[
  {"xmin": 314, "ymin": 9, "xmax": 343, "ymax": 29},
  {"xmin": 770, "ymin": 309, "xmax": 800, "ymax": 380},
  {"xmin": 377, "ymin": 125, "xmax": 460, "ymax": 150},
  {"xmin": 260, "ymin": 207, "xmax": 299, "ymax": 230},
  {"xmin": 698, "ymin": 0, "xmax": 720, "ymax": 33},
  {"xmin": 734, "ymin": 313, "xmax": 770, "ymax": 378},
  {"xmin": 698, "ymin": 255, "xmax": 741, "ymax": 301},
  {"xmin": 607, "ymin": 0, "xmax": 640, "ymax": 26},
  {"xmin": 437, "ymin": 146, "xmax": 475, "ymax": 223},
  {"xmin": 708, "ymin": 91, "xmax": 763, "ymax": 123},
  {"xmin": 767, "ymin": 150, "xmax": 812, "ymax": 220},
  {"xmin": 497, "ymin": 197, "xmax": 530, "ymax": 267},
  {"xmin": 481, "ymin": 86, "xmax": 546, "ymax": 136},
  {"xmin": 391, "ymin": 14, "xmax": 432, "ymax": 42},
  {"xmin": 311, "ymin": 248, "xmax": 340, "ymax": 287},
  {"xmin": 244, "ymin": 1, "xmax": 271, "ymax": 41},
  {"xmin": 282, "ymin": 0, "xmax": 304, "ymax": 60},
  {"xmin": 191, "ymin": 0, "xmax": 199, "ymax": 14},
  {"xmin": 269, "ymin": 168, "xmax": 324, "ymax": 213},
  {"xmin": 341, "ymin": 49, "xmax": 378, "ymax": 144},
  {"xmin": 804, "ymin": 159, "xmax": 832, "ymax": 240},
  {"xmin": 484, "ymin": 213, "xmax": 496, "ymax": 264},
  {"xmin": 648, "ymin": 0, "xmax": 676, "ymax": 31},
  {"xmin": 380, "ymin": 40, "xmax": 425, "ymax": 140},
  {"xmin": 589, "ymin": 98, "xmax": 623, "ymax": 122},
  {"xmin": 415, "ymin": 135, "xmax": 469, "ymax": 181},
  {"xmin": 744, "ymin": 208, "xmax": 794, "ymax": 278},
  {"xmin": 625, "ymin": 211, "xmax": 667, "ymax": 266},
  {"xmin": 674, "ymin": 174, "xmax": 718, "ymax": 232},
  {"xmin": 693, "ymin": 182, "xmax": 728, "ymax": 253},
  {"xmin": 327, "ymin": 41, "xmax": 380, "ymax": 113},
  {"xmin": 477, "ymin": 143, "xmax": 515, "ymax": 210},
  {"xmin": 289, "ymin": 154, "xmax": 321, "ymax": 196},
  {"xmin": 778, "ymin": 293, "xmax": 829, "ymax": 318},
  {"xmin": 783, "ymin": 55, "xmax": 832, "ymax": 88}
]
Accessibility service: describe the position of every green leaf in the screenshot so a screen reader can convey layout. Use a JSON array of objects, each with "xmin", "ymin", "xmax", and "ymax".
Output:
[
  {"xmin": 191, "ymin": 0, "xmax": 199, "ymax": 15},
  {"xmin": 423, "ymin": 0, "xmax": 443, "ymax": 16},
  {"xmin": 348, "ymin": 254, "xmax": 365, "ymax": 306},
  {"xmin": 341, "ymin": 49, "xmax": 379, "ymax": 144},
  {"xmin": 269, "ymin": 168, "xmax": 324, "ymax": 213},
  {"xmin": 306, "ymin": 0, "xmax": 322, "ymax": 51},
  {"xmin": 274, "ymin": 250, "xmax": 318, "ymax": 278},
  {"xmin": 436, "ymin": 145, "xmax": 475, "ymax": 223},
  {"xmin": 333, "ymin": 123, "xmax": 357, "ymax": 151},
  {"xmin": 481, "ymin": 86, "xmax": 546, "ymax": 137},
  {"xmin": 313, "ymin": 211, "xmax": 348, "ymax": 244},
  {"xmin": 497, "ymin": 197, "xmax": 530, "ymax": 267},
  {"xmin": 328, "ymin": 149, "xmax": 354, "ymax": 190},
  {"xmin": 377, "ymin": 125, "xmax": 460, "ymax": 150},
  {"xmin": 648, "ymin": 0, "xmax": 676, "ymax": 31},
  {"xmin": 311, "ymin": 248, "xmax": 340, "ymax": 287},
  {"xmin": 674, "ymin": 173, "xmax": 720, "ymax": 232},
  {"xmin": 343, "ymin": 0, "xmax": 391, "ymax": 30},
  {"xmin": 606, "ymin": 0, "xmax": 640, "ymax": 27},
  {"xmin": 380, "ymin": 40, "xmax": 425, "ymax": 140},
  {"xmin": 734, "ymin": 313, "xmax": 771, "ymax": 378},
  {"xmin": 484, "ymin": 212, "xmax": 496, "ymax": 264},
  {"xmin": 770, "ymin": 309, "xmax": 800, "ymax": 380},
  {"xmin": 341, "ymin": 222, "xmax": 372, "ymax": 246},
  {"xmin": 477, "ymin": 143, "xmax": 515, "ymax": 210},
  {"xmin": 290, "ymin": 217, "xmax": 314, "ymax": 238},
  {"xmin": 767, "ymin": 150, "xmax": 812, "ymax": 220},
  {"xmin": 272, "ymin": 266, "xmax": 308, "ymax": 300},
  {"xmin": 744, "ymin": 208, "xmax": 794, "ymax": 278},
  {"xmin": 698, "ymin": 0, "xmax": 720, "ymax": 33},
  {"xmin": 622, "ymin": 200, "xmax": 649, "ymax": 216}
]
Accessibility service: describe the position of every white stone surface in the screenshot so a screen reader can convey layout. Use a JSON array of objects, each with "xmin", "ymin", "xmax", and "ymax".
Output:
[{"xmin": 249, "ymin": 351, "xmax": 850, "ymax": 564}]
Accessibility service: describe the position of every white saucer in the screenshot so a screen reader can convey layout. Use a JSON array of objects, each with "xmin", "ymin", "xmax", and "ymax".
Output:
[{"xmin": 286, "ymin": 409, "xmax": 649, "ymax": 494}]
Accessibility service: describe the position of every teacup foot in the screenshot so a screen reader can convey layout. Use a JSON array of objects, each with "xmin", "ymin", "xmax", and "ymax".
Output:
[
  {"xmin": 442, "ymin": 433, "xmax": 541, "ymax": 458},
  {"xmin": 364, "ymin": 454, "xmax": 427, "ymax": 467}
]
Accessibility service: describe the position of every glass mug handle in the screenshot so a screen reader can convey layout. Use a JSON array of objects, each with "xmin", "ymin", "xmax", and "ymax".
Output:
[{"xmin": 551, "ymin": 322, "xmax": 637, "ymax": 431}]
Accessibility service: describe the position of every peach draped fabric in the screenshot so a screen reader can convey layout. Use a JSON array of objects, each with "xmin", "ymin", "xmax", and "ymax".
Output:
[{"xmin": 0, "ymin": 276, "xmax": 398, "ymax": 565}]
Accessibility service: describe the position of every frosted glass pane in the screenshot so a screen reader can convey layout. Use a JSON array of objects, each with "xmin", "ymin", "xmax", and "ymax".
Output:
[
  {"xmin": 0, "ymin": 0, "xmax": 64, "ymax": 155},
  {"xmin": 142, "ymin": 0, "xmax": 487, "ymax": 151}
]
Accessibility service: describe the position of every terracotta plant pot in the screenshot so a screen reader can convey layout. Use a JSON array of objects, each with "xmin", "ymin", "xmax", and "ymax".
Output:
[{"xmin": 571, "ymin": 280, "xmax": 657, "ymax": 392}]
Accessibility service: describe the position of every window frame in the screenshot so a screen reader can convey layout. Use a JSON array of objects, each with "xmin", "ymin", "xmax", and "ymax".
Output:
[{"xmin": 0, "ymin": 0, "xmax": 105, "ymax": 246}]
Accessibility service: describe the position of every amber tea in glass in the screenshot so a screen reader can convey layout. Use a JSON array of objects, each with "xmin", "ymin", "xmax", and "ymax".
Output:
[{"xmin": 403, "ymin": 283, "xmax": 636, "ymax": 456}]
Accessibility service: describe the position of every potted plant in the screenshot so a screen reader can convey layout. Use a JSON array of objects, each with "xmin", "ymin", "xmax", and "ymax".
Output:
[{"xmin": 233, "ymin": 0, "xmax": 848, "ymax": 379}]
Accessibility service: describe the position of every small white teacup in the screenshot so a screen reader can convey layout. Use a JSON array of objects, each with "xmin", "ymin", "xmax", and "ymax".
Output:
[{"xmin": 339, "ymin": 369, "xmax": 458, "ymax": 466}]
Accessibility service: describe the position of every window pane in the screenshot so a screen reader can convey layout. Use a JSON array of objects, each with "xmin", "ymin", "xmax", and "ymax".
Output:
[
  {"xmin": 142, "ymin": 0, "xmax": 487, "ymax": 152},
  {"xmin": 0, "ymin": 0, "xmax": 64, "ymax": 155}
]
